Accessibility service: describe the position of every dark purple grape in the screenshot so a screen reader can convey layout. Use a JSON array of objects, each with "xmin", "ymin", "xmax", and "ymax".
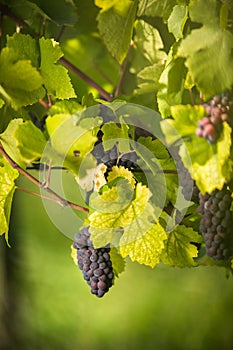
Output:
[
  {"xmin": 196, "ymin": 90, "xmax": 233, "ymax": 143},
  {"xmin": 73, "ymin": 226, "xmax": 114, "ymax": 297},
  {"xmin": 198, "ymin": 186, "xmax": 233, "ymax": 260}
]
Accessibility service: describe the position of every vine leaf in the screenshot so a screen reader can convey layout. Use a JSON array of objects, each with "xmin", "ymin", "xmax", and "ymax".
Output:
[
  {"xmin": 162, "ymin": 225, "xmax": 202, "ymax": 267},
  {"xmin": 7, "ymin": 33, "xmax": 39, "ymax": 67},
  {"xmin": 90, "ymin": 179, "xmax": 134, "ymax": 213},
  {"xmin": 0, "ymin": 155, "xmax": 19, "ymax": 244},
  {"xmin": 107, "ymin": 166, "xmax": 136, "ymax": 188},
  {"xmin": 89, "ymin": 182, "xmax": 150, "ymax": 228},
  {"xmin": 102, "ymin": 122, "xmax": 131, "ymax": 153},
  {"xmin": 0, "ymin": 119, "xmax": 47, "ymax": 168},
  {"xmin": 0, "ymin": 46, "xmax": 44, "ymax": 109},
  {"xmin": 0, "ymin": 99, "xmax": 5, "ymax": 109},
  {"xmin": 120, "ymin": 216, "xmax": 167, "ymax": 268},
  {"xmin": 132, "ymin": 137, "xmax": 169, "ymax": 207},
  {"xmin": 161, "ymin": 105, "xmax": 232, "ymax": 193},
  {"xmin": 45, "ymin": 113, "xmax": 100, "ymax": 174},
  {"xmin": 167, "ymin": 4, "xmax": 188, "ymax": 40},
  {"xmin": 96, "ymin": 0, "xmax": 137, "ymax": 64},
  {"xmin": 130, "ymin": 20, "xmax": 166, "ymax": 97},
  {"xmin": 188, "ymin": 0, "xmax": 218, "ymax": 26},
  {"xmin": 137, "ymin": 136, "xmax": 177, "ymax": 205},
  {"xmin": 137, "ymin": 0, "xmax": 177, "ymax": 20},
  {"xmin": 110, "ymin": 247, "xmax": 126, "ymax": 278},
  {"xmin": 178, "ymin": 26, "xmax": 233, "ymax": 99},
  {"xmin": 39, "ymin": 37, "xmax": 76, "ymax": 99},
  {"xmin": 89, "ymin": 182, "xmax": 152, "ymax": 248},
  {"xmin": 157, "ymin": 43, "xmax": 187, "ymax": 118},
  {"xmin": 49, "ymin": 100, "xmax": 83, "ymax": 115}
]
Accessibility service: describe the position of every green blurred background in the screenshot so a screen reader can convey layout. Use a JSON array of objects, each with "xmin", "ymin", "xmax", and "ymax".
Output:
[{"xmin": 1, "ymin": 173, "xmax": 233, "ymax": 350}]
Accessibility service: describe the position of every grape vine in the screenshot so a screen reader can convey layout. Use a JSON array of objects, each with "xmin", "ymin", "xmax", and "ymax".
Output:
[{"xmin": 0, "ymin": 0, "xmax": 233, "ymax": 297}]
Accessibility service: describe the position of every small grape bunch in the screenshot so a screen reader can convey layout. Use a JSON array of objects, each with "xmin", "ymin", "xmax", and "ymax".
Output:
[
  {"xmin": 196, "ymin": 91, "xmax": 233, "ymax": 143},
  {"xmin": 197, "ymin": 186, "xmax": 233, "ymax": 260},
  {"xmin": 73, "ymin": 226, "xmax": 114, "ymax": 297}
]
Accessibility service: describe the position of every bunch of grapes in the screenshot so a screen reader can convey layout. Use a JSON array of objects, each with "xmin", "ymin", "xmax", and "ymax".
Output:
[
  {"xmin": 197, "ymin": 186, "xmax": 233, "ymax": 260},
  {"xmin": 91, "ymin": 129, "xmax": 139, "ymax": 172},
  {"xmin": 196, "ymin": 91, "xmax": 233, "ymax": 143},
  {"xmin": 73, "ymin": 226, "xmax": 114, "ymax": 297}
]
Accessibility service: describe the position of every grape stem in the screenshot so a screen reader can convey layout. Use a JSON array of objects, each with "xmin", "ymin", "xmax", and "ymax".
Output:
[{"xmin": 0, "ymin": 143, "xmax": 89, "ymax": 214}]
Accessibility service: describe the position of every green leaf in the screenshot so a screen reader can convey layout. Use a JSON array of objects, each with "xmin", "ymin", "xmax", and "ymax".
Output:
[
  {"xmin": 7, "ymin": 33, "xmax": 39, "ymax": 67},
  {"xmin": 168, "ymin": 5, "xmax": 188, "ymax": 40},
  {"xmin": 162, "ymin": 105, "xmax": 232, "ymax": 193},
  {"xmin": 96, "ymin": 0, "xmax": 138, "ymax": 63},
  {"xmin": 33, "ymin": 0, "xmax": 78, "ymax": 25},
  {"xmin": 132, "ymin": 20, "xmax": 166, "ymax": 68},
  {"xmin": 137, "ymin": 0, "xmax": 177, "ymax": 20},
  {"xmin": 136, "ymin": 136, "xmax": 177, "ymax": 205},
  {"xmin": 189, "ymin": 0, "xmax": 218, "ymax": 26},
  {"xmin": 39, "ymin": 37, "xmax": 76, "ymax": 99},
  {"xmin": 0, "ymin": 155, "xmax": 19, "ymax": 244},
  {"xmin": 89, "ymin": 178, "xmax": 167, "ymax": 268},
  {"xmin": 49, "ymin": 100, "xmax": 82, "ymax": 115},
  {"xmin": 157, "ymin": 44, "xmax": 187, "ymax": 117},
  {"xmin": 178, "ymin": 26, "xmax": 233, "ymax": 99},
  {"xmin": 0, "ymin": 47, "xmax": 44, "ymax": 109},
  {"xmin": 131, "ymin": 137, "xmax": 168, "ymax": 207},
  {"xmin": 0, "ymin": 99, "xmax": 5, "ymax": 109},
  {"xmin": 90, "ymin": 179, "xmax": 134, "ymax": 213},
  {"xmin": 45, "ymin": 114, "xmax": 98, "ymax": 175},
  {"xmin": 89, "ymin": 182, "xmax": 151, "ymax": 230},
  {"xmin": 110, "ymin": 247, "xmax": 126, "ymax": 277},
  {"xmin": 120, "ymin": 219, "xmax": 167, "ymax": 268},
  {"xmin": 0, "ymin": 119, "xmax": 47, "ymax": 168},
  {"xmin": 162, "ymin": 225, "xmax": 202, "ymax": 267},
  {"xmin": 107, "ymin": 166, "xmax": 136, "ymax": 188},
  {"xmin": 219, "ymin": 1, "xmax": 229, "ymax": 29},
  {"xmin": 102, "ymin": 122, "xmax": 131, "ymax": 153},
  {"xmin": 8, "ymin": 0, "xmax": 78, "ymax": 26},
  {"xmin": 135, "ymin": 63, "xmax": 165, "ymax": 96}
]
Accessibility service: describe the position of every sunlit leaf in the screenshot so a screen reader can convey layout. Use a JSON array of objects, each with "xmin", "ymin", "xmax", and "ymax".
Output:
[
  {"xmin": 178, "ymin": 26, "xmax": 233, "ymax": 99},
  {"xmin": 162, "ymin": 225, "xmax": 202, "ymax": 267},
  {"xmin": 39, "ymin": 37, "xmax": 76, "ymax": 99},
  {"xmin": 0, "ymin": 155, "xmax": 19, "ymax": 244},
  {"xmin": 97, "ymin": 0, "xmax": 137, "ymax": 63},
  {"xmin": 0, "ymin": 119, "xmax": 47, "ymax": 168}
]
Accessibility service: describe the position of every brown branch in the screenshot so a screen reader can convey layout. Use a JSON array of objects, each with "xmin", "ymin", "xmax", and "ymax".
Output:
[
  {"xmin": 0, "ymin": 143, "xmax": 89, "ymax": 214},
  {"xmin": 16, "ymin": 186, "xmax": 64, "ymax": 204},
  {"xmin": 59, "ymin": 57, "xmax": 113, "ymax": 101},
  {"xmin": 56, "ymin": 24, "xmax": 66, "ymax": 42},
  {"xmin": 39, "ymin": 99, "xmax": 50, "ymax": 110},
  {"xmin": 189, "ymin": 89, "xmax": 195, "ymax": 106}
]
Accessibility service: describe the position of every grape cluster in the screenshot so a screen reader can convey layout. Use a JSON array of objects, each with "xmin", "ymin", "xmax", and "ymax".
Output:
[
  {"xmin": 73, "ymin": 226, "xmax": 114, "ymax": 297},
  {"xmin": 172, "ymin": 149, "xmax": 199, "ymax": 202},
  {"xmin": 198, "ymin": 186, "xmax": 233, "ymax": 260},
  {"xmin": 196, "ymin": 91, "xmax": 233, "ymax": 143},
  {"xmin": 91, "ymin": 129, "xmax": 139, "ymax": 171}
]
